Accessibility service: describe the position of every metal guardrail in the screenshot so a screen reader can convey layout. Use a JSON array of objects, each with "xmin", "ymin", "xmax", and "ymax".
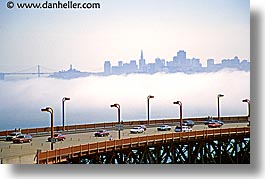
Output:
[
  {"xmin": 36, "ymin": 126, "xmax": 250, "ymax": 164},
  {"xmin": 0, "ymin": 116, "xmax": 248, "ymax": 138}
]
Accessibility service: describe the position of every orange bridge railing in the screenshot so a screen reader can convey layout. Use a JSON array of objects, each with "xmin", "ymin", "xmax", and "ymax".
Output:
[{"xmin": 37, "ymin": 126, "xmax": 250, "ymax": 164}]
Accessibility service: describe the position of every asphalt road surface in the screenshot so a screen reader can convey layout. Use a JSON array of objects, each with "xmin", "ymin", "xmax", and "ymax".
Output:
[{"xmin": 0, "ymin": 122, "xmax": 248, "ymax": 164}]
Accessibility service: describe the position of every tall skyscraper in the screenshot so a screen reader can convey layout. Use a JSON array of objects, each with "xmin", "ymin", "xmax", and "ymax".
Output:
[
  {"xmin": 177, "ymin": 50, "xmax": 187, "ymax": 65},
  {"xmin": 139, "ymin": 50, "xmax": 146, "ymax": 72}
]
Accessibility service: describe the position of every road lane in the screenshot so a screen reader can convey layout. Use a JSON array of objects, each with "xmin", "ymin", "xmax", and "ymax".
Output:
[{"xmin": 0, "ymin": 122, "xmax": 248, "ymax": 164}]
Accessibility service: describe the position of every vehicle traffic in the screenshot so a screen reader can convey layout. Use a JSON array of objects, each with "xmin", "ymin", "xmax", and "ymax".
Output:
[
  {"xmin": 13, "ymin": 134, "xmax": 32, "ymax": 143},
  {"xmin": 6, "ymin": 132, "xmax": 22, "ymax": 141},
  {"xmin": 130, "ymin": 127, "xmax": 144, "ymax": 134},
  {"xmin": 204, "ymin": 118, "xmax": 224, "ymax": 125},
  {"xmin": 94, "ymin": 130, "xmax": 110, "ymax": 137},
  {"xmin": 175, "ymin": 126, "xmax": 192, "ymax": 132},
  {"xmin": 48, "ymin": 133, "xmax": 66, "ymax": 142},
  {"xmin": 182, "ymin": 120, "xmax": 195, "ymax": 127},
  {"xmin": 157, "ymin": 125, "xmax": 171, "ymax": 131},
  {"xmin": 208, "ymin": 122, "xmax": 222, "ymax": 128},
  {"xmin": 138, "ymin": 125, "xmax": 147, "ymax": 131}
]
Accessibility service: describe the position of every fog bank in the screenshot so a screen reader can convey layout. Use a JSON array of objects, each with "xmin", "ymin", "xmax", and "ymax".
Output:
[{"xmin": 0, "ymin": 70, "xmax": 250, "ymax": 130}]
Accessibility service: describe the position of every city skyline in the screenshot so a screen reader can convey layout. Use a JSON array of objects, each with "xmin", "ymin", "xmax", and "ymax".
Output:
[
  {"xmin": 0, "ymin": 49, "xmax": 250, "ymax": 80},
  {"xmin": 103, "ymin": 49, "xmax": 250, "ymax": 76},
  {"xmin": 0, "ymin": 0, "xmax": 250, "ymax": 72}
]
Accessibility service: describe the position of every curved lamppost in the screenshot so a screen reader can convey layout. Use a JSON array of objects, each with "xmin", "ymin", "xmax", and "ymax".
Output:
[
  {"xmin": 217, "ymin": 94, "xmax": 224, "ymax": 121},
  {"xmin": 147, "ymin": 95, "xmax": 154, "ymax": 124},
  {"xmin": 41, "ymin": 107, "xmax": 54, "ymax": 150},
  {"xmin": 242, "ymin": 99, "xmax": 250, "ymax": 126},
  {"xmin": 173, "ymin": 101, "xmax": 182, "ymax": 132},
  {"xmin": 110, "ymin": 103, "xmax": 121, "ymax": 139},
  {"xmin": 62, "ymin": 97, "xmax": 70, "ymax": 131}
]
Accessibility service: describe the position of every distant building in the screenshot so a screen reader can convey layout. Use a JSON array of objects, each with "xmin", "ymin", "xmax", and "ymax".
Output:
[
  {"xmin": 207, "ymin": 59, "xmax": 215, "ymax": 68},
  {"xmin": 49, "ymin": 64, "xmax": 90, "ymax": 79},
  {"xmin": 104, "ymin": 61, "xmax": 111, "ymax": 75},
  {"xmin": 139, "ymin": 50, "xmax": 146, "ymax": 72},
  {"xmin": 118, "ymin": 61, "xmax": 123, "ymax": 67},
  {"xmin": 240, "ymin": 60, "xmax": 250, "ymax": 71},
  {"xmin": 102, "ymin": 49, "xmax": 250, "ymax": 76},
  {"xmin": 177, "ymin": 50, "xmax": 187, "ymax": 65}
]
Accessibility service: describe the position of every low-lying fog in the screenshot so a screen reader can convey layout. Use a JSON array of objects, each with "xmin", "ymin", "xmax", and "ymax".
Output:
[{"xmin": 0, "ymin": 70, "xmax": 250, "ymax": 130}]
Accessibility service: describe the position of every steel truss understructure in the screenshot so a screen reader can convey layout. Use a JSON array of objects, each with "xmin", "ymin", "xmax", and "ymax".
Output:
[{"xmin": 68, "ymin": 135, "xmax": 250, "ymax": 164}]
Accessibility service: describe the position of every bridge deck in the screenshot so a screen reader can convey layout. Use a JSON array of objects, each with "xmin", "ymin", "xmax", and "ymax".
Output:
[
  {"xmin": 37, "ymin": 126, "xmax": 250, "ymax": 164},
  {"xmin": 0, "ymin": 117, "xmax": 249, "ymax": 164}
]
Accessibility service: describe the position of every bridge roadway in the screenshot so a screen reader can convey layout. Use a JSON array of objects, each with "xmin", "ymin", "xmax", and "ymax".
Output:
[{"xmin": 0, "ymin": 122, "xmax": 248, "ymax": 164}]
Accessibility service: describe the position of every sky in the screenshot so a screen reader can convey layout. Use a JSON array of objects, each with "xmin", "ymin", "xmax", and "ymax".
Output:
[
  {"xmin": 0, "ymin": 0, "xmax": 250, "ymax": 72},
  {"xmin": 0, "ymin": 0, "xmax": 250, "ymax": 130}
]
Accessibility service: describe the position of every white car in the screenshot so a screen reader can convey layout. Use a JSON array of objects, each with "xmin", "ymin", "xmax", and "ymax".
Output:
[
  {"xmin": 130, "ymin": 127, "xmax": 144, "ymax": 134},
  {"xmin": 175, "ymin": 126, "xmax": 192, "ymax": 132},
  {"xmin": 157, "ymin": 125, "xmax": 171, "ymax": 131},
  {"xmin": 6, "ymin": 132, "xmax": 22, "ymax": 141}
]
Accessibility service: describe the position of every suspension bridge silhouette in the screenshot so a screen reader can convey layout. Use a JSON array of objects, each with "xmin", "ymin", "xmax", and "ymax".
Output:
[{"xmin": 0, "ymin": 65, "xmax": 57, "ymax": 80}]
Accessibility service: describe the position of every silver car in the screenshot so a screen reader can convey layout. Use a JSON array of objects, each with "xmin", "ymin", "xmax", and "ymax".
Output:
[
  {"xmin": 157, "ymin": 125, "xmax": 171, "ymax": 131},
  {"xmin": 130, "ymin": 127, "xmax": 144, "ymax": 134},
  {"xmin": 6, "ymin": 132, "xmax": 22, "ymax": 141}
]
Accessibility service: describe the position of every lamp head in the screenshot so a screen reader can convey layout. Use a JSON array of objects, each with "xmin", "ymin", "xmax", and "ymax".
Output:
[
  {"xmin": 41, "ymin": 107, "xmax": 53, "ymax": 113},
  {"xmin": 148, "ymin": 95, "xmax": 154, "ymax": 99},
  {"xmin": 110, "ymin": 103, "xmax": 120, "ymax": 108},
  {"xmin": 173, "ymin": 101, "xmax": 182, "ymax": 105},
  {"xmin": 41, "ymin": 108, "xmax": 48, "ymax": 112},
  {"xmin": 218, "ymin": 94, "xmax": 224, "ymax": 98},
  {"xmin": 63, "ymin": 97, "xmax": 70, "ymax": 101},
  {"xmin": 242, "ymin": 99, "xmax": 250, "ymax": 103}
]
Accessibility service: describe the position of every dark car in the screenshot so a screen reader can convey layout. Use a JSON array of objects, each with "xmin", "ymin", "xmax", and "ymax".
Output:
[
  {"xmin": 6, "ymin": 132, "xmax": 22, "ymax": 141},
  {"xmin": 13, "ymin": 134, "xmax": 32, "ymax": 143},
  {"xmin": 182, "ymin": 120, "xmax": 195, "ymax": 127},
  {"xmin": 204, "ymin": 118, "xmax": 224, "ymax": 125},
  {"xmin": 48, "ymin": 133, "xmax": 66, "ymax": 142},
  {"xmin": 94, "ymin": 130, "xmax": 110, "ymax": 137}
]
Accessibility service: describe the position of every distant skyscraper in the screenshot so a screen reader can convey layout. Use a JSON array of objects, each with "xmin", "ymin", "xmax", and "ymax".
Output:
[
  {"xmin": 191, "ymin": 58, "xmax": 201, "ymax": 67},
  {"xmin": 139, "ymin": 49, "xmax": 146, "ymax": 72},
  {"xmin": 207, "ymin": 59, "xmax": 214, "ymax": 67},
  {"xmin": 104, "ymin": 61, "xmax": 111, "ymax": 75},
  {"xmin": 129, "ymin": 60, "xmax": 138, "ymax": 72},
  {"xmin": 118, "ymin": 61, "xmax": 123, "ymax": 67},
  {"xmin": 177, "ymin": 50, "xmax": 187, "ymax": 65},
  {"xmin": 102, "ymin": 50, "xmax": 249, "ymax": 75}
]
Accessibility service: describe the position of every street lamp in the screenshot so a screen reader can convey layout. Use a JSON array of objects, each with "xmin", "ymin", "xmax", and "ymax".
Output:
[
  {"xmin": 173, "ymin": 101, "xmax": 182, "ymax": 132},
  {"xmin": 41, "ymin": 107, "xmax": 54, "ymax": 150},
  {"xmin": 217, "ymin": 94, "xmax": 224, "ymax": 121},
  {"xmin": 110, "ymin": 103, "xmax": 121, "ymax": 139},
  {"xmin": 147, "ymin": 95, "xmax": 154, "ymax": 124},
  {"xmin": 62, "ymin": 97, "xmax": 70, "ymax": 131},
  {"xmin": 242, "ymin": 99, "xmax": 250, "ymax": 126}
]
